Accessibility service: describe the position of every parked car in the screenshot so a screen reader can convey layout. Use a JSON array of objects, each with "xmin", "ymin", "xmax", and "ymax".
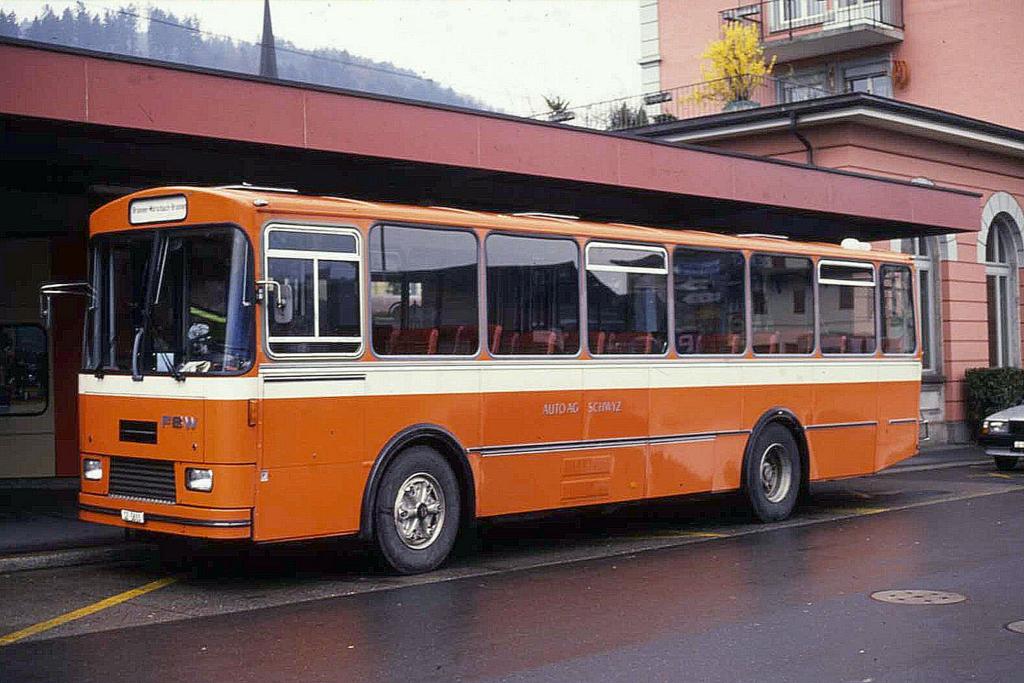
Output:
[{"xmin": 979, "ymin": 406, "xmax": 1024, "ymax": 471}]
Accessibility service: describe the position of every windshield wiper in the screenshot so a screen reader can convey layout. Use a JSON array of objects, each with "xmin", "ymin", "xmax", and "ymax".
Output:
[
  {"xmin": 131, "ymin": 234, "xmax": 167, "ymax": 382},
  {"xmin": 170, "ymin": 360, "xmax": 186, "ymax": 382}
]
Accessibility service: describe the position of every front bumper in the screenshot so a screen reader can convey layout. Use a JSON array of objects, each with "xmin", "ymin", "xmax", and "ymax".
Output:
[
  {"xmin": 79, "ymin": 492, "xmax": 252, "ymax": 539},
  {"xmin": 978, "ymin": 433, "xmax": 1024, "ymax": 458}
]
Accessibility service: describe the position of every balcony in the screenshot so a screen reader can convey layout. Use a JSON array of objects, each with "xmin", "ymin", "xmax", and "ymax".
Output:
[
  {"xmin": 532, "ymin": 76, "xmax": 841, "ymax": 132},
  {"xmin": 721, "ymin": 0, "xmax": 904, "ymax": 63}
]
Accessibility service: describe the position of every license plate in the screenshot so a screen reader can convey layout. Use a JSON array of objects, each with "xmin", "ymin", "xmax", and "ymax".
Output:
[
  {"xmin": 1015, "ymin": 441, "xmax": 1024, "ymax": 450},
  {"xmin": 120, "ymin": 509, "xmax": 145, "ymax": 524}
]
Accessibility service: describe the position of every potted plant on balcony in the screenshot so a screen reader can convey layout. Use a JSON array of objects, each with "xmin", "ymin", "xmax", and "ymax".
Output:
[{"xmin": 689, "ymin": 21, "xmax": 776, "ymax": 112}]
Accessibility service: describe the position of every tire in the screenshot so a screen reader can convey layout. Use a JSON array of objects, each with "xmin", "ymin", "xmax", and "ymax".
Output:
[
  {"xmin": 994, "ymin": 456, "xmax": 1018, "ymax": 472},
  {"xmin": 374, "ymin": 445, "xmax": 461, "ymax": 575},
  {"xmin": 743, "ymin": 423, "xmax": 802, "ymax": 523}
]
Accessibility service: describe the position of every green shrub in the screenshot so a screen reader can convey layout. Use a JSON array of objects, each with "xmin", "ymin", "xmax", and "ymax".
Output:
[{"xmin": 963, "ymin": 367, "xmax": 1024, "ymax": 437}]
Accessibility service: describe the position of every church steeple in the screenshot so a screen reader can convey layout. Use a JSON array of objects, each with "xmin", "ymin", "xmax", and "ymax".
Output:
[{"xmin": 259, "ymin": 0, "xmax": 278, "ymax": 79}]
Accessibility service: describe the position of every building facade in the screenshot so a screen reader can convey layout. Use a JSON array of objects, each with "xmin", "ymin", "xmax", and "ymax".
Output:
[{"xmin": 636, "ymin": 0, "xmax": 1024, "ymax": 443}]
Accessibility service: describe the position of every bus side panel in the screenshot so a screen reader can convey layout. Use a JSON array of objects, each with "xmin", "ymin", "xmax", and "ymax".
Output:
[
  {"xmin": 255, "ymin": 388, "xmax": 366, "ymax": 541},
  {"xmin": 647, "ymin": 379, "xmax": 743, "ymax": 497},
  {"xmin": 477, "ymin": 366, "xmax": 583, "ymax": 517},
  {"xmin": 582, "ymin": 376, "xmax": 647, "ymax": 504},
  {"xmin": 808, "ymin": 380, "xmax": 878, "ymax": 479},
  {"xmin": 363, "ymin": 390, "xmax": 481, "ymax": 471},
  {"xmin": 711, "ymin": 433, "xmax": 747, "ymax": 492},
  {"xmin": 742, "ymin": 382, "xmax": 814, "ymax": 464},
  {"xmin": 875, "ymin": 379, "xmax": 921, "ymax": 471}
]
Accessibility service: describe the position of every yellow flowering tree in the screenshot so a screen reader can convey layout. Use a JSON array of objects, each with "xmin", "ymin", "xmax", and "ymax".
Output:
[{"xmin": 690, "ymin": 22, "xmax": 776, "ymax": 107}]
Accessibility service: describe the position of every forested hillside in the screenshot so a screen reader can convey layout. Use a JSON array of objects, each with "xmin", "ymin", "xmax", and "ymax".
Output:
[{"xmin": 0, "ymin": 4, "xmax": 488, "ymax": 110}]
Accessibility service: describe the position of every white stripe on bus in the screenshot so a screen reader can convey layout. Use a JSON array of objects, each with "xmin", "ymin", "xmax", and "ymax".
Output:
[{"xmin": 79, "ymin": 359, "xmax": 921, "ymax": 401}]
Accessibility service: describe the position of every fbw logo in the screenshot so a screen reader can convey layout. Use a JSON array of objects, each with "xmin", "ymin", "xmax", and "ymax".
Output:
[{"xmin": 161, "ymin": 415, "xmax": 198, "ymax": 430}]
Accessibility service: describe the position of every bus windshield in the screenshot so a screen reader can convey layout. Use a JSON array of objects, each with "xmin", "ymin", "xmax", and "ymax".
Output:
[{"xmin": 83, "ymin": 225, "xmax": 254, "ymax": 376}]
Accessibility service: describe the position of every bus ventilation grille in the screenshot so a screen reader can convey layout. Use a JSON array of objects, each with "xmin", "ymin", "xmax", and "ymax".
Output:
[{"xmin": 108, "ymin": 457, "xmax": 177, "ymax": 504}]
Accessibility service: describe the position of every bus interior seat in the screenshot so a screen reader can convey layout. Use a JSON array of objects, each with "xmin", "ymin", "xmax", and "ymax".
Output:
[{"xmin": 388, "ymin": 327, "xmax": 439, "ymax": 355}]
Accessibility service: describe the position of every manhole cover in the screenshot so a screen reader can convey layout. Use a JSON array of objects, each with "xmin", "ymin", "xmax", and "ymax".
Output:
[
  {"xmin": 871, "ymin": 590, "xmax": 966, "ymax": 605},
  {"xmin": 1006, "ymin": 621, "xmax": 1024, "ymax": 634}
]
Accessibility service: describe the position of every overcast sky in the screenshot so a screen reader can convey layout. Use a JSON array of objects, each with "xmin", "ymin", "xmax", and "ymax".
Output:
[{"xmin": 3, "ymin": 0, "xmax": 642, "ymax": 115}]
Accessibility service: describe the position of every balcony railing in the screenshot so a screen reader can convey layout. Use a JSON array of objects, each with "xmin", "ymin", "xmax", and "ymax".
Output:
[
  {"xmin": 532, "ymin": 76, "xmax": 838, "ymax": 132},
  {"xmin": 721, "ymin": 0, "xmax": 903, "ymax": 43}
]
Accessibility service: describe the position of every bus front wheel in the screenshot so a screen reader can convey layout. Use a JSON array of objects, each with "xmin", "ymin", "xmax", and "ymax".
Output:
[
  {"xmin": 374, "ymin": 445, "xmax": 461, "ymax": 575},
  {"xmin": 744, "ymin": 423, "xmax": 801, "ymax": 523}
]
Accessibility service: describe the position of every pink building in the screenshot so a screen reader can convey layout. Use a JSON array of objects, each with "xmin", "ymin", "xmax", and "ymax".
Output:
[{"xmin": 637, "ymin": 0, "xmax": 1024, "ymax": 443}]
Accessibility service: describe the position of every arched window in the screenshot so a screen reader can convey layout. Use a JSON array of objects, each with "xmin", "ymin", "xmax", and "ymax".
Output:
[
  {"xmin": 985, "ymin": 217, "xmax": 1020, "ymax": 367},
  {"xmin": 900, "ymin": 237, "xmax": 939, "ymax": 373}
]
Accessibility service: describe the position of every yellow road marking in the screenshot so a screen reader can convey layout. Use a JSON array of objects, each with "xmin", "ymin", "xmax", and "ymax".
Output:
[
  {"xmin": 0, "ymin": 576, "xmax": 177, "ymax": 646},
  {"xmin": 635, "ymin": 529, "xmax": 729, "ymax": 539},
  {"xmin": 842, "ymin": 506, "xmax": 888, "ymax": 516}
]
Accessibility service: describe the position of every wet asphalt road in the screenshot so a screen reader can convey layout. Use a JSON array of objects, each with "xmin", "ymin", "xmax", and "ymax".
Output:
[{"xmin": 3, "ymin": 462, "xmax": 1024, "ymax": 682}]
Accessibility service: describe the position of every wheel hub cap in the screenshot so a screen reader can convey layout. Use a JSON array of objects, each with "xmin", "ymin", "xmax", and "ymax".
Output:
[
  {"xmin": 759, "ymin": 443, "xmax": 792, "ymax": 504},
  {"xmin": 393, "ymin": 473, "xmax": 445, "ymax": 550}
]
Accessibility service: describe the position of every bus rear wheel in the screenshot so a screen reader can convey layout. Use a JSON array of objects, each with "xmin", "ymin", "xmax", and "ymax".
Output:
[
  {"xmin": 744, "ymin": 423, "xmax": 801, "ymax": 523},
  {"xmin": 374, "ymin": 445, "xmax": 461, "ymax": 575}
]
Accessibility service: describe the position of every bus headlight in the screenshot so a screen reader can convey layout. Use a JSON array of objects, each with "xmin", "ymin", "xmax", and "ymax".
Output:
[
  {"xmin": 983, "ymin": 420, "xmax": 1008, "ymax": 435},
  {"xmin": 185, "ymin": 468, "xmax": 214, "ymax": 492},
  {"xmin": 83, "ymin": 458, "xmax": 103, "ymax": 481}
]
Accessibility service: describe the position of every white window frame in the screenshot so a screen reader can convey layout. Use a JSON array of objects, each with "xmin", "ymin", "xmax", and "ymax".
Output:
[
  {"xmin": 749, "ymin": 252, "xmax": 816, "ymax": 357},
  {"xmin": 262, "ymin": 223, "xmax": 364, "ymax": 359},
  {"xmin": 585, "ymin": 242, "xmax": 668, "ymax": 275},
  {"xmin": 817, "ymin": 259, "xmax": 876, "ymax": 287},
  {"xmin": 585, "ymin": 241, "xmax": 669, "ymax": 357},
  {"xmin": 984, "ymin": 222, "xmax": 1021, "ymax": 368},
  {"xmin": 817, "ymin": 260, "xmax": 877, "ymax": 356},
  {"xmin": 902, "ymin": 238, "xmax": 939, "ymax": 374},
  {"xmin": 878, "ymin": 263, "xmax": 919, "ymax": 358}
]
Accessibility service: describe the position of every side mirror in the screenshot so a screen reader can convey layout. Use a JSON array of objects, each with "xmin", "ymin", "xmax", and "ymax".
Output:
[
  {"xmin": 256, "ymin": 279, "xmax": 293, "ymax": 325},
  {"xmin": 38, "ymin": 281, "xmax": 95, "ymax": 331},
  {"xmin": 273, "ymin": 282, "xmax": 294, "ymax": 325}
]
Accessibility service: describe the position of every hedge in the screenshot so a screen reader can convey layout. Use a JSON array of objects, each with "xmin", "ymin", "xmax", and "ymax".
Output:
[{"xmin": 963, "ymin": 367, "xmax": 1024, "ymax": 437}]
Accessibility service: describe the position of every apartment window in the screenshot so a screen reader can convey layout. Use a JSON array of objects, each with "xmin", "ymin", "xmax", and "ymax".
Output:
[
  {"xmin": 265, "ymin": 226, "xmax": 361, "ymax": 355},
  {"xmin": 674, "ymin": 248, "xmax": 745, "ymax": 355},
  {"xmin": 370, "ymin": 225, "xmax": 478, "ymax": 356},
  {"xmin": 486, "ymin": 234, "xmax": 580, "ymax": 355},
  {"xmin": 587, "ymin": 243, "xmax": 668, "ymax": 355},
  {"xmin": 779, "ymin": 69, "xmax": 828, "ymax": 103},
  {"xmin": 985, "ymin": 218, "xmax": 1020, "ymax": 367},
  {"xmin": 819, "ymin": 261, "xmax": 876, "ymax": 354},
  {"xmin": 844, "ymin": 61, "xmax": 892, "ymax": 97},
  {"xmin": 0, "ymin": 324, "xmax": 48, "ymax": 417},
  {"xmin": 751, "ymin": 254, "xmax": 814, "ymax": 354},
  {"xmin": 880, "ymin": 265, "xmax": 916, "ymax": 355},
  {"xmin": 769, "ymin": 0, "xmax": 826, "ymax": 30}
]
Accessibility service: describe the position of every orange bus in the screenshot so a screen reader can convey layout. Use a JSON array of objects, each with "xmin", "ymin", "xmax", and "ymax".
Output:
[{"xmin": 44, "ymin": 186, "xmax": 922, "ymax": 574}]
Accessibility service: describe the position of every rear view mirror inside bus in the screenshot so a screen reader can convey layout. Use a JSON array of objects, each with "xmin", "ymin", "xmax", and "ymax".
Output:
[{"xmin": 273, "ymin": 282, "xmax": 294, "ymax": 325}]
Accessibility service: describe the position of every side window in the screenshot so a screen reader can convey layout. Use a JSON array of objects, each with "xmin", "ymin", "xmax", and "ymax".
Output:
[
  {"xmin": 265, "ymin": 227, "xmax": 361, "ymax": 355},
  {"xmin": 751, "ymin": 254, "xmax": 814, "ymax": 354},
  {"xmin": 587, "ymin": 243, "xmax": 668, "ymax": 355},
  {"xmin": 0, "ymin": 324, "xmax": 48, "ymax": 416},
  {"xmin": 370, "ymin": 224, "xmax": 478, "ymax": 356},
  {"xmin": 486, "ymin": 234, "xmax": 579, "ymax": 355},
  {"xmin": 818, "ymin": 261, "xmax": 876, "ymax": 354},
  {"xmin": 674, "ymin": 247, "xmax": 745, "ymax": 355},
  {"xmin": 880, "ymin": 264, "xmax": 917, "ymax": 354}
]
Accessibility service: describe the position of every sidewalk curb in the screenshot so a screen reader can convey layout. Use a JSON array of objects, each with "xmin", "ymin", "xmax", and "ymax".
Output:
[
  {"xmin": 0, "ymin": 543, "xmax": 157, "ymax": 574},
  {"xmin": 882, "ymin": 458, "xmax": 990, "ymax": 475}
]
